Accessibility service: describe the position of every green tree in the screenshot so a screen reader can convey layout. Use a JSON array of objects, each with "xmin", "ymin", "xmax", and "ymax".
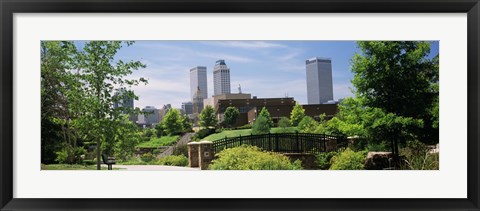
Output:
[
  {"xmin": 199, "ymin": 105, "xmax": 217, "ymax": 128},
  {"xmin": 297, "ymin": 116, "xmax": 318, "ymax": 133},
  {"xmin": 41, "ymin": 41, "xmax": 78, "ymax": 164},
  {"xmin": 290, "ymin": 103, "xmax": 305, "ymax": 126},
  {"xmin": 161, "ymin": 109, "xmax": 184, "ymax": 135},
  {"xmin": 181, "ymin": 114, "xmax": 192, "ymax": 132},
  {"xmin": 351, "ymin": 41, "xmax": 438, "ymax": 144},
  {"xmin": 278, "ymin": 117, "xmax": 291, "ymax": 132},
  {"xmin": 252, "ymin": 116, "xmax": 271, "ymax": 135},
  {"xmin": 70, "ymin": 41, "xmax": 147, "ymax": 169},
  {"xmin": 223, "ymin": 107, "xmax": 240, "ymax": 128},
  {"xmin": 258, "ymin": 107, "xmax": 274, "ymax": 127},
  {"xmin": 321, "ymin": 97, "xmax": 423, "ymax": 155}
]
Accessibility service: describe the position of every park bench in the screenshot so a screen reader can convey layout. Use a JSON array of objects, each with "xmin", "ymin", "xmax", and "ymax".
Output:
[{"xmin": 102, "ymin": 154, "xmax": 116, "ymax": 170}]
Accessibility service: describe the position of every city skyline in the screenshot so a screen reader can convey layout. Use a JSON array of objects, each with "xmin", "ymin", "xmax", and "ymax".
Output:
[{"xmin": 107, "ymin": 41, "xmax": 439, "ymax": 109}]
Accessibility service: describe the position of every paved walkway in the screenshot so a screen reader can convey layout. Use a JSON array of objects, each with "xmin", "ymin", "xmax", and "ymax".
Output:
[{"xmin": 107, "ymin": 164, "xmax": 199, "ymax": 171}]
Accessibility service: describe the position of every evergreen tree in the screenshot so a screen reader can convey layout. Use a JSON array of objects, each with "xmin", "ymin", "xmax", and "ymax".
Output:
[
  {"xmin": 258, "ymin": 107, "xmax": 273, "ymax": 127},
  {"xmin": 290, "ymin": 103, "xmax": 305, "ymax": 126}
]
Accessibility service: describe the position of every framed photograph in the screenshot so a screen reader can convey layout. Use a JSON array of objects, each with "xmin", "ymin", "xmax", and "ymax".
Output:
[{"xmin": 1, "ymin": 0, "xmax": 479, "ymax": 210}]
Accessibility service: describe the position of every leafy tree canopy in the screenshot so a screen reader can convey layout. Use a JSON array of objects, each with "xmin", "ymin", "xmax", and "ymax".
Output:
[
  {"xmin": 223, "ymin": 107, "xmax": 240, "ymax": 128},
  {"xmin": 161, "ymin": 109, "xmax": 184, "ymax": 136},
  {"xmin": 199, "ymin": 105, "xmax": 217, "ymax": 128},
  {"xmin": 290, "ymin": 103, "xmax": 305, "ymax": 126}
]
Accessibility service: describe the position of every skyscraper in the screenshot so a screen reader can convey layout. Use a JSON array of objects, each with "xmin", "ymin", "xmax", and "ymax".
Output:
[
  {"xmin": 213, "ymin": 59, "xmax": 231, "ymax": 96},
  {"xmin": 113, "ymin": 88, "xmax": 136, "ymax": 122},
  {"xmin": 306, "ymin": 57, "xmax": 334, "ymax": 104},
  {"xmin": 192, "ymin": 87, "xmax": 205, "ymax": 114},
  {"xmin": 190, "ymin": 66, "xmax": 208, "ymax": 100}
]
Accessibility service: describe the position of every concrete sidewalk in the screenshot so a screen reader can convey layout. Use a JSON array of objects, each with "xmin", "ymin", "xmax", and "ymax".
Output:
[{"xmin": 106, "ymin": 164, "xmax": 200, "ymax": 171}]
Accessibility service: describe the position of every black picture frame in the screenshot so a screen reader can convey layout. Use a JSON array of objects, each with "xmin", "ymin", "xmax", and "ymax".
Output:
[{"xmin": 1, "ymin": 0, "xmax": 479, "ymax": 210}]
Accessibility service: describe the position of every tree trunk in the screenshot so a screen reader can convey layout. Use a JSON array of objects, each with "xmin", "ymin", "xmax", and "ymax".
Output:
[{"xmin": 96, "ymin": 137, "xmax": 101, "ymax": 170}]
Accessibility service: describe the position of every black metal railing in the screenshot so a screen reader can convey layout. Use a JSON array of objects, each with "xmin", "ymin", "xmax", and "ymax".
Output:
[{"xmin": 212, "ymin": 132, "xmax": 348, "ymax": 154}]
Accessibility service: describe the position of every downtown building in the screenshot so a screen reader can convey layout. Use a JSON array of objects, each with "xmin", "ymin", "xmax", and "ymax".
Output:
[
  {"xmin": 181, "ymin": 102, "xmax": 193, "ymax": 115},
  {"xmin": 213, "ymin": 59, "xmax": 231, "ymax": 96},
  {"xmin": 142, "ymin": 106, "xmax": 160, "ymax": 126},
  {"xmin": 305, "ymin": 57, "xmax": 334, "ymax": 104},
  {"xmin": 190, "ymin": 66, "xmax": 208, "ymax": 100},
  {"xmin": 215, "ymin": 96, "xmax": 338, "ymax": 127},
  {"xmin": 113, "ymin": 88, "xmax": 137, "ymax": 123}
]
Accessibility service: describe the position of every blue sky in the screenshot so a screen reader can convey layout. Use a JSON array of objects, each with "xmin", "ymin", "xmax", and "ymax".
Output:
[{"xmin": 109, "ymin": 41, "xmax": 439, "ymax": 109}]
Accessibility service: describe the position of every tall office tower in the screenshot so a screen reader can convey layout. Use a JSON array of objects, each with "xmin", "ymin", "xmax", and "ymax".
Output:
[
  {"xmin": 213, "ymin": 59, "xmax": 231, "ymax": 96},
  {"xmin": 192, "ymin": 87, "xmax": 205, "ymax": 114},
  {"xmin": 305, "ymin": 57, "xmax": 334, "ymax": 104},
  {"xmin": 190, "ymin": 66, "xmax": 208, "ymax": 100}
]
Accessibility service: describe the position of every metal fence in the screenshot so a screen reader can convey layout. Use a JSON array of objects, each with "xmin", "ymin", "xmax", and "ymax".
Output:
[{"xmin": 212, "ymin": 132, "xmax": 348, "ymax": 154}]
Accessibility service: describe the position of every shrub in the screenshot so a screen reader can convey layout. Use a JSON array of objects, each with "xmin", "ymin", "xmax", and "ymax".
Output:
[
  {"xmin": 400, "ymin": 140, "xmax": 439, "ymax": 170},
  {"xmin": 144, "ymin": 128, "xmax": 156, "ymax": 138},
  {"xmin": 157, "ymin": 155, "xmax": 189, "ymax": 166},
  {"xmin": 117, "ymin": 157, "xmax": 147, "ymax": 165},
  {"xmin": 140, "ymin": 153, "xmax": 157, "ymax": 163},
  {"xmin": 55, "ymin": 146, "xmax": 86, "ymax": 164},
  {"xmin": 252, "ymin": 116, "xmax": 271, "ymax": 135},
  {"xmin": 278, "ymin": 117, "xmax": 291, "ymax": 128},
  {"xmin": 237, "ymin": 124, "xmax": 252, "ymax": 130},
  {"xmin": 316, "ymin": 151, "xmax": 338, "ymax": 170},
  {"xmin": 329, "ymin": 148, "xmax": 366, "ymax": 170},
  {"xmin": 173, "ymin": 144, "xmax": 189, "ymax": 157},
  {"xmin": 192, "ymin": 128, "xmax": 216, "ymax": 141},
  {"xmin": 209, "ymin": 145, "xmax": 303, "ymax": 170},
  {"xmin": 54, "ymin": 147, "xmax": 76, "ymax": 164},
  {"xmin": 366, "ymin": 141, "xmax": 390, "ymax": 151},
  {"xmin": 83, "ymin": 159, "xmax": 96, "ymax": 165}
]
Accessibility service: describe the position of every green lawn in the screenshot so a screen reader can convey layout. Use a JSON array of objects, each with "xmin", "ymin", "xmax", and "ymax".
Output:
[
  {"xmin": 203, "ymin": 127, "xmax": 298, "ymax": 141},
  {"xmin": 41, "ymin": 164, "xmax": 121, "ymax": 170},
  {"xmin": 136, "ymin": 135, "xmax": 179, "ymax": 148}
]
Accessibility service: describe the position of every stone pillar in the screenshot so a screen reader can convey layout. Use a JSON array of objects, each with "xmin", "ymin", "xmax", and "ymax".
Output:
[
  {"xmin": 198, "ymin": 140, "xmax": 214, "ymax": 170},
  {"xmin": 187, "ymin": 142, "xmax": 200, "ymax": 168}
]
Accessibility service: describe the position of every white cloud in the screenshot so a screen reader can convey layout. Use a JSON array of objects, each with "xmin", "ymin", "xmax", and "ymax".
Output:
[
  {"xmin": 134, "ymin": 42, "xmax": 256, "ymax": 64},
  {"xmin": 201, "ymin": 52, "xmax": 255, "ymax": 63},
  {"xmin": 202, "ymin": 41, "xmax": 287, "ymax": 49},
  {"xmin": 333, "ymin": 83, "xmax": 355, "ymax": 100}
]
